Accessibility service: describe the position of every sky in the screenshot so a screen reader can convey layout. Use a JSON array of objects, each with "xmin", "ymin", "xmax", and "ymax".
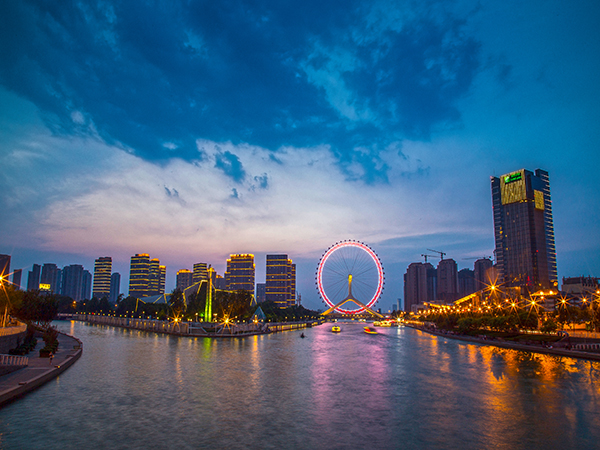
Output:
[{"xmin": 1, "ymin": 0, "xmax": 599, "ymax": 311}]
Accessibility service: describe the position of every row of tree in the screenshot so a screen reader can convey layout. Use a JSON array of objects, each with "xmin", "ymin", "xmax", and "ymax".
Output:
[{"xmin": 417, "ymin": 301, "xmax": 600, "ymax": 334}]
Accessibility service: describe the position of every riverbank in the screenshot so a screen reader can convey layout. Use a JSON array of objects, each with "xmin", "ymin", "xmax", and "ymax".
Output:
[
  {"xmin": 74, "ymin": 314, "xmax": 323, "ymax": 337},
  {"xmin": 406, "ymin": 324, "xmax": 600, "ymax": 362},
  {"xmin": 0, "ymin": 331, "xmax": 82, "ymax": 407}
]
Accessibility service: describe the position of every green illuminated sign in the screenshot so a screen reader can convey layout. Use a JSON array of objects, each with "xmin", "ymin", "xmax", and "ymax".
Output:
[{"xmin": 504, "ymin": 172, "xmax": 522, "ymax": 184}]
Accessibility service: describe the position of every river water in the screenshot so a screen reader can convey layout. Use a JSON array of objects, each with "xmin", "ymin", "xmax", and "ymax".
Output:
[{"xmin": 1, "ymin": 321, "xmax": 599, "ymax": 449}]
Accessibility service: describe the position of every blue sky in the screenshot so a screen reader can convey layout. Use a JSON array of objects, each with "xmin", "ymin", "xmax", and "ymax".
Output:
[{"xmin": 1, "ymin": 0, "xmax": 599, "ymax": 311}]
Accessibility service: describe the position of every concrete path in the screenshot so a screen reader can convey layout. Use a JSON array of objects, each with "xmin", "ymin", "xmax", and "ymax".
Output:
[{"xmin": 0, "ymin": 332, "xmax": 82, "ymax": 407}]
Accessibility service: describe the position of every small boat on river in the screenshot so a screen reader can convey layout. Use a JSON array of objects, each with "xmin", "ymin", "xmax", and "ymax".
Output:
[
  {"xmin": 331, "ymin": 326, "xmax": 341, "ymax": 333},
  {"xmin": 363, "ymin": 327, "xmax": 377, "ymax": 334}
]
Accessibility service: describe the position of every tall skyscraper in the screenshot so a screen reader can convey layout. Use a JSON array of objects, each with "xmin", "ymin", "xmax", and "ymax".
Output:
[
  {"xmin": 225, "ymin": 254, "xmax": 255, "ymax": 292},
  {"xmin": 12, "ymin": 269, "xmax": 22, "ymax": 289},
  {"xmin": 265, "ymin": 255, "xmax": 296, "ymax": 308},
  {"xmin": 62, "ymin": 264, "xmax": 85, "ymax": 301},
  {"xmin": 129, "ymin": 254, "xmax": 150, "ymax": 298},
  {"xmin": 40, "ymin": 263, "xmax": 61, "ymax": 293},
  {"xmin": 458, "ymin": 268, "xmax": 475, "ymax": 298},
  {"xmin": 27, "ymin": 264, "xmax": 41, "ymax": 291},
  {"xmin": 0, "ymin": 254, "xmax": 10, "ymax": 283},
  {"xmin": 474, "ymin": 258, "xmax": 494, "ymax": 290},
  {"xmin": 176, "ymin": 269, "xmax": 193, "ymax": 290},
  {"xmin": 82, "ymin": 270, "xmax": 92, "ymax": 300},
  {"xmin": 437, "ymin": 259, "xmax": 458, "ymax": 303},
  {"xmin": 92, "ymin": 257, "xmax": 112, "ymax": 299},
  {"xmin": 148, "ymin": 258, "xmax": 166, "ymax": 296},
  {"xmin": 403, "ymin": 262, "xmax": 437, "ymax": 312},
  {"xmin": 256, "ymin": 283, "xmax": 266, "ymax": 303},
  {"xmin": 109, "ymin": 272, "xmax": 121, "ymax": 304},
  {"xmin": 491, "ymin": 168, "xmax": 557, "ymax": 290},
  {"xmin": 193, "ymin": 263, "xmax": 208, "ymax": 284}
]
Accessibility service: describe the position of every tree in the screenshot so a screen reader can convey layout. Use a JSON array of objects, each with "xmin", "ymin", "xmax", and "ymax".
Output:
[{"xmin": 168, "ymin": 288, "xmax": 185, "ymax": 319}]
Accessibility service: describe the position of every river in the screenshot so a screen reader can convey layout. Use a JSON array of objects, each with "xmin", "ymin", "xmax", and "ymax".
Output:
[{"xmin": 1, "ymin": 320, "xmax": 599, "ymax": 449}]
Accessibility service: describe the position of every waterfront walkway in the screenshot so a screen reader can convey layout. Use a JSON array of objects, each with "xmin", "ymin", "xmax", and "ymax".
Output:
[
  {"xmin": 77, "ymin": 314, "xmax": 322, "ymax": 337},
  {"xmin": 407, "ymin": 324, "xmax": 600, "ymax": 362},
  {"xmin": 0, "ymin": 332, "xmax": 82, "ymax": 407}
]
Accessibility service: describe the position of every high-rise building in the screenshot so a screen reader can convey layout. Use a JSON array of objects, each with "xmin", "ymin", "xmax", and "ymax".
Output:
[
  {"xmin": 12, "ymin": 269, "xmax": 22, "ymax": 289},
  {"xmin": 0, "ymin": 254, "xmax": 10, "ymax": 283},
  {"xmin": 27, "ymin": 264, "xmax": 41, "ymax": 291},
  {"xmin": 148, "ymin": 258, "xmax": 162, "ymax": 296},
  {"xmin": 40, "ymin": 263, "xmax": 61, "ymax": 293},
  {"xmin": 491, "ymin": 168, "xmax": 557, "ymax": 290},
  {"xmin": 109, "ymin": 272, "xmax": 121, "ymax": 304},
  {"xmin": 474, "ymin": 258, "xmax": 494, "ymax": 290},
  {"xmin": 82, "ymin": 270, "xmax": 92, "ymax": 300},
  {"xmin": 92, "ymin": 257, "xmax": 112, "ymax": 299},
  {"xmin": 225, "ymin": 254, "xmax": 255, "ymax": 292},
  {"xmin": 403, "ymin": 262, "xmax": 437, "ymax": 312},
  {"xmin": 265, "ymin": 255, "xmax": 296, "ymax": 308},
  {"xmin": 256, "ymin": 283, "xmax": 266, "ymax": 303},
  {"xmin": 62, "ymin": 264, "xmax": 85, "ymax": 301},
  {"xmin": 129, "ymin": 254, "xmax": 150, "ymax": 298},
  {"xmin": 437, "ymin": 259, "xmax": 458, "ymax": 303},
  {"xmin": 177, "ymin": 269, "xmax": 193, "ymax": 290},
  {"xmin": 193, "ymin": 263, "xmax": 208, "ymax": 284},
  {"xmin": 458, "ymin": 268, "xmax": 475, "ymax": 298}
]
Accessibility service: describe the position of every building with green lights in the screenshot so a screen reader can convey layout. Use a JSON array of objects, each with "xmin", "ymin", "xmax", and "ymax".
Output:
[{"xmin": 491, "ymin": 168, "xmax": 557, "ymax": 290}]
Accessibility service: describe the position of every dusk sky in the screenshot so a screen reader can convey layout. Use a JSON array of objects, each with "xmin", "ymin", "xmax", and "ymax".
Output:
[{"xmin": 1, "ymin": 0, "xmax": 599, "ymax": 311}]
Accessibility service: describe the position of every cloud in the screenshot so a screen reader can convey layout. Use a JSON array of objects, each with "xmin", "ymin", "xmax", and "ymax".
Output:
[
  {"xmin": 0, "ymin": 0, "xmax": 483, "ymax": 184},
  {"xmin": 214, "ymin": 150, "xmax": 246, "ymax": 183}
]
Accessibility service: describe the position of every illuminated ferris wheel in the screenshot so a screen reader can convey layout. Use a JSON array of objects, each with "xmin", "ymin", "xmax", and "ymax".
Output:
[{"xmin": 316, "ymin": 240, "xmax": 384, "ymax": 315}]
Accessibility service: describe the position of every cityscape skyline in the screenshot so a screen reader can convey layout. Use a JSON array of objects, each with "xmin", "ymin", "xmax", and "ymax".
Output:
[{"xmin": 1, "ymin": 1, "xmax": 599, "ymax": 311}]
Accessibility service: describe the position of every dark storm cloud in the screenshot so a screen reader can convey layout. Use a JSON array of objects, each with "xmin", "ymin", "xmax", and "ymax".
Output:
[{"xmin": 0, "ymin": 0, "xmax": 481, "ymax": 182}]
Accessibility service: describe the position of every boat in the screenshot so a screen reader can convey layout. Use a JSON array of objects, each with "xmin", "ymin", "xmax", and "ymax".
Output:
[
  {"xmin": 331, "ymin": 326, "xmax": 341, "ymax": 333},
  {"xmin": 363, "ymin": 327, "xmax": 377, "ymax": 334}
]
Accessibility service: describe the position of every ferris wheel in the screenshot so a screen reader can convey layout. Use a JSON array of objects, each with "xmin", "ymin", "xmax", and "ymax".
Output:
[{"xmin": 316, "ymin": 240, "xmax": 384, "ymax": 314}]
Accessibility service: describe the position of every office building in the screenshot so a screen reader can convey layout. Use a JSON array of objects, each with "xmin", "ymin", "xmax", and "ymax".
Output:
[
  {"xmin": 92, "ymin": 257, "xmax": 112, "ymax": 299},
  {"xmin": 491, "ymin": 168, "xmax": 557, "ymax": 290},
  {"xmin": 62, "ymin": 264, "xmax": 85, "ymax": 301},
  {"xmin": 176, "ymin": 269, "xmax": 193, "ymax": 290},
  {"xmin": 193, "ymin": 263, "xmax": 208, "ymax": 284},
  {"xmin": 562, "ymin": 277, "xmax": 599, "ymax": 296},
  {"xmin": 225, "ymin": 254, "xmax": 255, "ymax": 292},
  {"xmin": 12, "ymin": 269, "xmax": 22, "ymax": 289},
  {"xmin": 27, "ymin": 264, "xmax": 41, "ymax": 291},
  {"xmin": 109, "ymin": 272, "xmax": 121, "ymax": 304},
  {"xmin": 265, "ymin": 255, "xmax": 296, "ymax": 308},
  {"xmin": 40, "ymin": 263, "xmax": 61, "ymax": 293},
  {"xmin": 0, "ymin": 254, "xmax": 10, "ymax": 282},
  {"xmin": 403, "ymin": 262, "xmax": 436, "ymax": 312},
  {"xmin": 129, "ymin": 254, "xmax": 150, "ymax": 298}
]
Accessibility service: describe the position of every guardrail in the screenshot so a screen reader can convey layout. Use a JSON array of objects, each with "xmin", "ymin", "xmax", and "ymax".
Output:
[{"xmin": 0, "ymin": 354, "xmax": 28, "ymax": 367}]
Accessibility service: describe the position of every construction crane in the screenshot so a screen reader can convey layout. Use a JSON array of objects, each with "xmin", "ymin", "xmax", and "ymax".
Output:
[
  {"xmin": 463, "ymin": 255, "xmax": 492, "ymax": 261},
  {"xmin": 421, "ymin": 254, "xmax": 437, "ymax": 263},
  {"xmin": 427, "ymin": 249, "xmax": 446, "ymax": 261}
]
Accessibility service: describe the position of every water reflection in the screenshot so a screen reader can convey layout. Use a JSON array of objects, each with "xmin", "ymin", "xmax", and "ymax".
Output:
[{"xmin": 0, "ymin": 321, "xmax": 599, "ymax": 450}]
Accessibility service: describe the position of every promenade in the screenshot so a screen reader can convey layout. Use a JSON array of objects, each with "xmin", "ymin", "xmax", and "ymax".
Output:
[
  {"xmin": 406, "ymin": 324, "xmax": 600, "ymax": 362},
  {"xmin": 0, "ymin": 332, "xmax": 82, "ymax": 407},
  {"xmin": 77, "ymin": 314, "xmax": 322, "ymax": 337}
]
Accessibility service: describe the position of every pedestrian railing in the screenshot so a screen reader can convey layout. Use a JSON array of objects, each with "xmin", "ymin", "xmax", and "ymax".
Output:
[{"xmin": 0, "ymin": 354, "xmax": 28, "ymax": 367}]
